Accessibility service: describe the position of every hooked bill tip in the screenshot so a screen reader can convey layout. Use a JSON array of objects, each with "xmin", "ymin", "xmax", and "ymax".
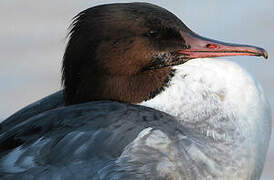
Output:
[
  {"xmin": 263, "ymin": 50, "xmax": 268, "ymax": 59},
  {"xmin": 257, "ymin": 47, "xmax": 268, "ymax": 59}
]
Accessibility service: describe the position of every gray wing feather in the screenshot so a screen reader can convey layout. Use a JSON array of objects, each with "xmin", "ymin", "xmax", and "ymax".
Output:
[{"xmin": 0, "ymin": 92, "xmax": 193, "ymax": 179}]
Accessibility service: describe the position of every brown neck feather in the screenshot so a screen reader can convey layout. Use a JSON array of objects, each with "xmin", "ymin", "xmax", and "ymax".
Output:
[{"xmin": 66, "ymin": 67, "xmax": 173, "ymax": 105}]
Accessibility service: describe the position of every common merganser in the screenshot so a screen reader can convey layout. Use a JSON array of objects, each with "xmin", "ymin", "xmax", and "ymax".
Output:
[{"xmin": 0, "ymin": 3, "xmax": 271, "ymax": 180}]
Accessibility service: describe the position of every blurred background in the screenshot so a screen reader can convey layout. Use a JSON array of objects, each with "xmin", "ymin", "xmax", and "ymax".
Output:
[{"xmin": 0, "ymin": 0, "xmax": 273, "ymax": 179}]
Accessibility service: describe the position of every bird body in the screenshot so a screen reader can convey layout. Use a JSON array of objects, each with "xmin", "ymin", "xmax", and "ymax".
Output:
[
  {"xmin": 141, "ymin": 58, "xmax": 271, "ymax": 179},
  {"xmin": 0, "ymin": 2, "xmax": 271, "ymax": 180}
]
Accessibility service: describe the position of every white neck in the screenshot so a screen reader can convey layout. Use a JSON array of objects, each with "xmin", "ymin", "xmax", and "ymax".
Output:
[{"xmin": 140, "ymin": 58, "xmax": 272, "ymax": 179}]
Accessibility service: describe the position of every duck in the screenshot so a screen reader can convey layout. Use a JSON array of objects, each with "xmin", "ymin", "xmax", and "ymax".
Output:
[{"xmin": 0, "ymin": 2, "xmax": 271, "ymax": 180}]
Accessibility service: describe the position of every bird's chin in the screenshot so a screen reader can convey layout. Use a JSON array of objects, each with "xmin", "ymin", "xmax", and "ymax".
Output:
[{"xmin": 143, "ymin": 52, "xmax": 189, "ymax": 71}]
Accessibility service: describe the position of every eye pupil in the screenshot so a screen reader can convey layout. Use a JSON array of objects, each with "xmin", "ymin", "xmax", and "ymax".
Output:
[
  {"xmin": 149, "ymin": 30, "xmax": 157, "ymax": 34},
  {"xmin": 148, "ymin": 30, "xmax": 159, "ymax": 37}
]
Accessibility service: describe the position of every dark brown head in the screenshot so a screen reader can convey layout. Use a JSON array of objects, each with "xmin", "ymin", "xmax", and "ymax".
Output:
[{"xmin": 62, "ymin": 2, "xmax": 267, "ymax": 105}]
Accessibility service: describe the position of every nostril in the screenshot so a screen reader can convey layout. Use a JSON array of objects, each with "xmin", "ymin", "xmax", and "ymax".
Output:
[{"xmin": 206, "ymin": 44, "xmax": 218, "ymax": 49}]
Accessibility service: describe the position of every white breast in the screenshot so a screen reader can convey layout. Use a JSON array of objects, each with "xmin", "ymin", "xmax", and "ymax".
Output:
[{"xmin": 140, "ymin": 58, "xmax": 272, "ymax": 179}]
